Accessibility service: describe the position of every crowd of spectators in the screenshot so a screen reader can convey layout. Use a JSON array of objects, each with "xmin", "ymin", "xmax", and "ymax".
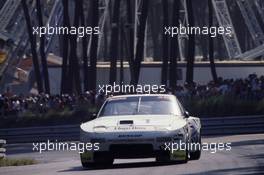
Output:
[
  {"xmin": 174, "ymin": 73, "xmax": 264, "ymax": 101},
  {"xmin": 0, "ymin": 90, "xmax": 105, "ymax": 117},
  {"xmin": 0, "ymin": 73, "xmax": 263, "ymax": 117}
]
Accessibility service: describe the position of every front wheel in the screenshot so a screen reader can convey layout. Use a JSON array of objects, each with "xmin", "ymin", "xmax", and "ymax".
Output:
[
  {"xmin": 156, "ymin": 150, "xmax": 189, "ymax": 164},
  {"xmin": 190, "ymin": 135, "xmax": 201, "ymax": 160},
  {"xmin": 182, "ymin": 149, "xmax": 189, "ymax": 163},
  {"xmin": 190, "ymin": 150, "xmax": 201, "ymax": 160}
]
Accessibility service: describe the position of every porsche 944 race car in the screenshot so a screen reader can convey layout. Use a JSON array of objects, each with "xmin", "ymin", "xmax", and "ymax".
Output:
[{"xmin": 80, "ymin": 94, "xmax": 201, "ymax": 167}]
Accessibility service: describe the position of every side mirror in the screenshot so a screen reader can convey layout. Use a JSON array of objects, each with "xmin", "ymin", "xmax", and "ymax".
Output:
[
  {"xmin": 91, "ymin": 113, "xmax": 97, "ymax": 120},
  {"xmin": 184, "ymin": 111, "xmax": 190, "ymax": 118}
]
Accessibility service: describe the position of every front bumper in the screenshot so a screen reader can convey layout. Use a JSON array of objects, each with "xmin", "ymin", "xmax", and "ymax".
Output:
[
  {"xmin": 80, "ymin": 130, "xmax": 188, "ymax": 162},
  {"xmin": 80, "ymin": 147, "xmax": 187, "ymax": 162}
]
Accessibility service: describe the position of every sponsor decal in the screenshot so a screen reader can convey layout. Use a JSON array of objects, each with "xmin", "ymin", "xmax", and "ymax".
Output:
[{"xmin": 114, "ymin": 126, "xmax": 146, "ymax": 130}]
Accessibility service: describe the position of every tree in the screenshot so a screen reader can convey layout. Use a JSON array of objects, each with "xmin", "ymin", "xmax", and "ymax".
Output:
[
  {"xmin": 149, "ymin": 2, "xmax": 163, "ymax": 61},
  {"xmin": 161, "ymin": 0, "xmax": 169, "ymax": 86},
  {"xmin": 36, "ymin": 0, "xmax": 50, "ymax": 94},
  {"xmin": 185, "ymin": 0, "xmax": 195, "ymax": 84},
  {"xmin": 21, "ymin": 0, "xmax": 43, "ymax": 93},
  {"xmin": 169, "ymin": 0, "xmax": 180, "ymax": 91},
  {"xmin": 109, "ymin": 0, "xmax": 121, "ymax": 85},
  {"xmin": 68, "ymin": 0, "xmax": 82, "ymax": 94},
  {"xmin": 126, "ymin": 0, "xmax": 136, "ymax": 84},
  {"xmin": 89, "ymin": 0, "xmax": 99, "ymax": 91},
  {"xmin": 80, "ymin": 0, "xmax": 89, "ymax": 91},
  {"xmin": 208, "ymin": 0, "xmax": 218, "ymax": 83},
  {"xmin": 119, "ymin": 22, "xmax": 125, "ymax": 84},
  {"xmin": 133, "ymin": 0, "xmax": 149, "ymax": 85},
  {"xmin": 61, "ymin": 0, "xmax": 70, "ymax": 94}
]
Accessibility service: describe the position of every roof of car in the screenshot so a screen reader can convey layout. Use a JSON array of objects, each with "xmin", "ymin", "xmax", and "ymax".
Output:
[{"xmin": 107, "ymin": 94, "xmax": 175, "ymax": 100}]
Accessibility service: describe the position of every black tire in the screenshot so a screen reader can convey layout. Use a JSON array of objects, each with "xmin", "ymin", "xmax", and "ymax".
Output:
[
  {"xmin": 190, "ymin": 135, "xmax": 201, "ymax": 160},
  {"xmin": 156, "ymin": 150, "xmax": 188, "ymax": 164},
  {"xmin": 190, "ymin": 150, "xmax": 201, "ymax": 160},
  {"xmin": 182, "ymin": 148, "xmax": 189, "ymax": 163}
]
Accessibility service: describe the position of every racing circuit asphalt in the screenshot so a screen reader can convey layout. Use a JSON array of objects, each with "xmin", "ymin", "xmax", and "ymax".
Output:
[{"xmin": 0, "ymin": 134, "xmax": 264, "ymax": 175}]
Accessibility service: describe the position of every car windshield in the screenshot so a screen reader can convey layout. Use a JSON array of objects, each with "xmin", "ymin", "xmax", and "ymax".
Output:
[{"xmin": 98, "ymin": 96, "xmax": 182, "ymax": 117}]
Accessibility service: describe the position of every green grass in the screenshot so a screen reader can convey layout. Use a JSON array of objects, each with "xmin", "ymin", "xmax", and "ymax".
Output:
[{"xmin": 0, "ymin": 158, "xmax": 37, "ymax": 167}]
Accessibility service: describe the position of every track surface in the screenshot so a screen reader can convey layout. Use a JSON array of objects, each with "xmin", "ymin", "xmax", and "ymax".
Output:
[{"xmin": 0, "ymin": 134, "xmax": 264, "ymax": 175}]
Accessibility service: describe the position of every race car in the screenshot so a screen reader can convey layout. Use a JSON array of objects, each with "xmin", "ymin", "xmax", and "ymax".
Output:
[{"xmin": 80, "ymin": 94, "xmax": 201, "ymax": 168}]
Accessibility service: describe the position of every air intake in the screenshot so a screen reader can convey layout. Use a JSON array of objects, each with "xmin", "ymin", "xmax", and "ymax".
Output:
[{"xmin": 119, "ymin": 120, "xmax": 133, "ymax": 125}]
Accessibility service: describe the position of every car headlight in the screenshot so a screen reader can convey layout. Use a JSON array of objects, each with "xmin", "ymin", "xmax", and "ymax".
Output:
[{"xmin": 93, "ymin": 126, "xmax": 107, "ymax": 133}]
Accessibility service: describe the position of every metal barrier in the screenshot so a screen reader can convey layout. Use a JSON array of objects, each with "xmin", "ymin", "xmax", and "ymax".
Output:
[
  {"xmin": 0, "ymin": 115, "xmax": 263, "ymax": 143},
  {"xmin": 0, "ymin": 139, "xmax": 6, "ymax": 158},
  {"xmin": 201, "ymin": 115, "xmax": 264, "ymax": 135}
]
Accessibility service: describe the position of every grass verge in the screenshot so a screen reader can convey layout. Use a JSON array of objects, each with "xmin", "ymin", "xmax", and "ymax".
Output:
[{"xmin": 0, "ymin": 158, "xmax": 37, "ymax": 167}]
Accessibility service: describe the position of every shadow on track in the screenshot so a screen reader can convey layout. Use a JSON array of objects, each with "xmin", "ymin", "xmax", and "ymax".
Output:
[{"xmin": 58, "ymin": 160, "xmax": 185, "ymax": 172}]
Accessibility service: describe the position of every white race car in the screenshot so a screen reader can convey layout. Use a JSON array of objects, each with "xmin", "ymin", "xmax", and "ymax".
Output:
[{"xmin": 80, "ymin": 94, "xmax": 201, "ymax": 167}]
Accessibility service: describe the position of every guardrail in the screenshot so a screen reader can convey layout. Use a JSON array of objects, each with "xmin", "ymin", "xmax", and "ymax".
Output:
[
  {"xmin": 0, "ymin": 115, "xmax": 263, "ymax": 143},
  {"xmin": 200, "ymin": 115, "xmax": 264, "ymax": 135},
  {"xmin": 0, "ymin": 139, "xmax": 6, "ymax": 158}
]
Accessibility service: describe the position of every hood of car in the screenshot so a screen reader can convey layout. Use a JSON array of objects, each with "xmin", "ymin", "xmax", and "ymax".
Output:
[{"xmin": 80, "ymin": 115, "xmax": 187, "ymax": 132}]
